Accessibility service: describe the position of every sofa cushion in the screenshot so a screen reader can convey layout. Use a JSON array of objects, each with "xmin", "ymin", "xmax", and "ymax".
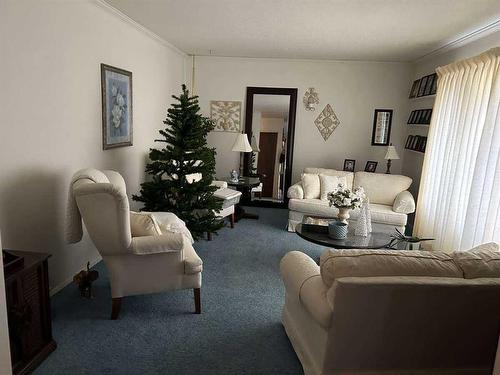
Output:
[
  {"xmin": 319, "ymin": 249, "xmax": 462, "ymax": 288},
  {"xmin": 354, "ymin": 172, "xmax": 412, "ymax": 205},
  {"xmin": 304, "ymin": 168, "xmax": 354, "ymax": 190},
  {"xmin": 319, "ymin": 174, "xmax": 347, "ymax": 201},
  {"xmin": 130, "ymin": 211, "xmax": 162, "ymax": 237},
  {"xmin": 302, "ymin": 173, "xmax": 321, "ymax": 199},
  {"xmin": 288, "ymin": 199, "xmax": 407, "ymax": 226},
  {"xmin": 452, "ymin": 242, "xmax": 500, "ymax": 279}
]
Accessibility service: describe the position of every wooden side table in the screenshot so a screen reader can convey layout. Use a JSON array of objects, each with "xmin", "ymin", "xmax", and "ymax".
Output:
[
  {"xmin": 225, "ymin": 177, "xmax": 261, "ymax": 221},
  {"xmin": 3, "ymin": 250, "xmax": 56, "ymax": 374}
]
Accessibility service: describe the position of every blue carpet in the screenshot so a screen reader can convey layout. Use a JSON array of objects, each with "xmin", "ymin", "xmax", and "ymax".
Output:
[{"xmin": 35, "ymin": 207, "xmax": 323, "ymax": 375}]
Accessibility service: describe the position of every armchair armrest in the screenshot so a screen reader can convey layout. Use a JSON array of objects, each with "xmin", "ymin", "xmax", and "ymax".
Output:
[
  {"xmin": 287, "ymin": 182, "xmax": 304, "ymax": 199},
  {"xmin": 183, "ymin": 243, "xmax": 203, "ymax": 274},
  {"xmin": 393, "ymin": 190, "xmax": 415, "ymax": 214},
  {"xmin": 130, "ymin": 232, "xmax": 184, "ymax": 255},
  {"xmin": 280, "ymin": 251, "xmax": 320, "ymax": 300}
]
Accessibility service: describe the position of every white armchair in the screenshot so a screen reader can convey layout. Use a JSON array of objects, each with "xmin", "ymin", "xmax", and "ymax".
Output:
[{"xmin": 67, "ymin": 168, "xmax": 202, "ymax": 319}]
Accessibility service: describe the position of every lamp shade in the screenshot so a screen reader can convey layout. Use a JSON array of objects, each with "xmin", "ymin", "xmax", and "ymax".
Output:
[
  {"xmin": 232, "ymin": 133, "xmax": 252, "ymax": 152},
  {"xmin": 250, "ymin": 135, "xmax": 260, "ymax": 152},
  {"xmin": 384, "ymin": 145, "xmax": 400, "ymax": 160}
]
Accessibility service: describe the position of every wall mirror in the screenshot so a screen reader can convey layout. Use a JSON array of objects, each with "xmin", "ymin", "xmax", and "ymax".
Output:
[
  {"xmin": 371, "ymin": 109, "xmax": 393, "ymax": 146},
  {"xmin": 244, "ymin": 87, "xmax": 297, "ymax": 207}
]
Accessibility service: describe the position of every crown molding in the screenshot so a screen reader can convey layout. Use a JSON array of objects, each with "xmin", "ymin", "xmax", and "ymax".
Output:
[
  {"xmin": 93, "ymin": 0, "xmax": 187, "ymax": 57},
  {"xmin": 415, "ymin": 18, "xmax": 500, "ymax": 62}
]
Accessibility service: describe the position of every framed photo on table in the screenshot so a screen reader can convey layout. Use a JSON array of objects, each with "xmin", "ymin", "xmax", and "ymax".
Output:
[
  {"xmin": 343, "ymin": 159, "xmax": 356, "ymax": 172},
  {"xmin": 101, "ymin": 64, "xmax": 133, "ymax": 149},
  {"xmin": 365, "ymin": 161, "xmax": 378, "ymax": 173}
]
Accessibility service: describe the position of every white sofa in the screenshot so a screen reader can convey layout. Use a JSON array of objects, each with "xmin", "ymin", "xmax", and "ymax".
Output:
[
  {"xmin": 280, "ymin": 244, "xmax": 500, "ymax": 375},
  {"xmin": 287, "ymin": 168, "xmax": 416, "ymax": 233}
]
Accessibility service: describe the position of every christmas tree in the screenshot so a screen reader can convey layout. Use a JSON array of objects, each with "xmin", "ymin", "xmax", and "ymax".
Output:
[{"xmin": 133, "ymin": 85, "xmax": 223, "ymax": 240}]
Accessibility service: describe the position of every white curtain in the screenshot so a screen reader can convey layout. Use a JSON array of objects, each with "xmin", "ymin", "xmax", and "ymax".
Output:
[{"xmin": 414, "ymin": 48, "xmax": 500, "ymax": 252}]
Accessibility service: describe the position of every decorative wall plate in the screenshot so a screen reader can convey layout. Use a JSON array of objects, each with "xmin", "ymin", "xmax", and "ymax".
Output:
[
  {"xmin": 210, "ymin": 100, "xmax": 242, "ymax": 132},
  {"xmin": 314, "ymin": 104, "xmax": 340, "ymax": 141}
]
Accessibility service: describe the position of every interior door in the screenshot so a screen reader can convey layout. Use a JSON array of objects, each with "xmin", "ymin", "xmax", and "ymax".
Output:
[{"xmin": 257, "ymin": 132, "xmax": 278, "ymax": 197}]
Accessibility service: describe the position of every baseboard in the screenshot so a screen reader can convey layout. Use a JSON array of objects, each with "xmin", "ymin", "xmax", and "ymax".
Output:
[{"xmin": 49, "ymin": 256, "xmax": 102, "ymax": 297}]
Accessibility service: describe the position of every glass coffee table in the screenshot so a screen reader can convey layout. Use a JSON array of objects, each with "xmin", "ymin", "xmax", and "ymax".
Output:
[{"xmin": 295, "ymin": 222, "xmax": 399, "ymax": 249}]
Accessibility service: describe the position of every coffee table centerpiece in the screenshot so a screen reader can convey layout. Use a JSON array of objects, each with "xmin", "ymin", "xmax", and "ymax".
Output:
[{"xmin": 327, "ymin": 183, "xmax": 365, "ymax": 224}]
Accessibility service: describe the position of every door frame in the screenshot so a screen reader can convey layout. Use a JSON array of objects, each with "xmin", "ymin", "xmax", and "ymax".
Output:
[{"xmin": 243, "ymin": 86, "xmax": 298, "ymax": 208}]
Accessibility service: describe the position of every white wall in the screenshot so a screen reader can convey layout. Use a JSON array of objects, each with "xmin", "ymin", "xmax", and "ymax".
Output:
[
  {"xmin": 0, "ymin": 0, "xmax": 186, "ymax": 292},
  {"xmin": 192, "ymin": 56, "xmax": 412, "ymax": 182}
]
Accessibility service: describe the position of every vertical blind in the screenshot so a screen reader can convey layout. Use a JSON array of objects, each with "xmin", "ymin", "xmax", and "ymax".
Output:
[{"xmin": 414, "ymin": 48, "xmax": 500, "ymax": 252}]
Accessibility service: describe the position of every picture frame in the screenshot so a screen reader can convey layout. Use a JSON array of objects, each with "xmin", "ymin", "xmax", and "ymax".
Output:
[
  {"xmin": 411, "ymin": 135, "xmax": 420, "ymax": 150},
  {"xmin": 101, "ymin": 64, "xmax": 133, "ymax": 149},
  {"xmin": 414, "ymin": 110, "xmax": 422, "ymax": 124},
  {"xmin": 423, "ymin": 74, "xmax": 435, "ymax": 96},
  {"xmin": 430, "ymin": 74, "xmax": 438, "ymax": 95},
  {"xmin": 407, "ymin": 111, "xmax": 415, "ymax": 124},
  {"xmin": 365, "ymin": 161, "xmax": 378, "ymax": 173},
  {"xmin": 417, "ymin": 75, "xmax": 428, "ymax": 97},
  {"xmin": 343, "ymin": 159, "xmax": 356, "ymax": 172},
  {"xmin": 371, "ymin": 109, "xmax": 393, "ymax": 146},
  {"xmin": 405, "ymin": 135, "xmax": 414, "ymax": 149},
  {"xmin": 409, "ymin": 79, "xmax": 420, "ymax": 99}
]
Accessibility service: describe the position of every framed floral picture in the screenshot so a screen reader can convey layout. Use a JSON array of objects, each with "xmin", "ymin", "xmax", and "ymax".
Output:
[{"xmin": 101, "ymin": 64, "xmax": 133, "ymax": 149}]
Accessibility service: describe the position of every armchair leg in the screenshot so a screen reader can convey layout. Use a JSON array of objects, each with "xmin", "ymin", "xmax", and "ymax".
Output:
[
  {"xmin": 111, "ymin": 297, "xmax": 122, "ymax": 320},
  {"xmin": 194, "ymin": 288, "xmax": 201, "ymax": 314},
  {"xmin": 230, "ymin": 213, "xmax": 235, "ymax": 228},
  {"xmin": 207, "ymin": 232, "xmax": 212, "ymax": 241}
]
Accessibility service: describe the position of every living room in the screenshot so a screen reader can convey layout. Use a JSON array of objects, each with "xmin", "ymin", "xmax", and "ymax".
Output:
[{"xmin": 1, "ymin": 1, "xmax": 499, "ymax": 374}]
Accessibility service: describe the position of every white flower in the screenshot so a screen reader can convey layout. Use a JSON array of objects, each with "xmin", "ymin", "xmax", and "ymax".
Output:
[
  {"xmin": 111, "ymin": 105, "xmax": 122, "ymax": 128},
  {"xmin": 116, "ymin": 93, "xmax": 126, "ymax": 107},
  {"xmin": 111, "ymin": 85, "xmax": 118, "ymax": 96}
]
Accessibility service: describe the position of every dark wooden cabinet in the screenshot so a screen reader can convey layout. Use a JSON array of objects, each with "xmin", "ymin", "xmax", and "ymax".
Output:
[{"xmin": 3, "ymin": 250, "xmax": 56, "ymax": 374}]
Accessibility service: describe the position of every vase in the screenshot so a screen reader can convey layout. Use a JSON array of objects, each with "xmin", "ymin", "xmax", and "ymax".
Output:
[
  {"xmin": 337, "ymin": 207, "xmax": 350, "ymax": 224},
  {"xmin": 328, "ymin": 221, "xmax": 348, "ymax": 239}
]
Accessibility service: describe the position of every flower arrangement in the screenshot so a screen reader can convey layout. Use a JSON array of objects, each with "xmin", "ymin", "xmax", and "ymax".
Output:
[
  {"xmin": 111, "ymin": 85, "xmax": 127, "ymax": 132},
  {"xmin": 327, "ymin": 183, "xmax": 365, "ymax": 210}
]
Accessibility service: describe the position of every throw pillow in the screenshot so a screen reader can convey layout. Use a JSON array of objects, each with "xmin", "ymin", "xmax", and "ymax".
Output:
[
  {"xmin": 130, "ymin": 211, "xmax": 162, "ymax": 237},
  {"xmin": 319, "ymin": 174, "xmax": 347, "ymax": 201},
  {"xmin": 301, "ymin": 173, "xmax": 321, "ymax": 199}
]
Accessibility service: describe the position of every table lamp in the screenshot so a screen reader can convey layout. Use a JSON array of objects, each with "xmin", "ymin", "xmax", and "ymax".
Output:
[
  {"xmin": 384, "ymin": 143, "xmax": 400, "ymax": 174},
  {"xmin": 231, "ymin": 133, "xmax": 252, "ymax": 180}
]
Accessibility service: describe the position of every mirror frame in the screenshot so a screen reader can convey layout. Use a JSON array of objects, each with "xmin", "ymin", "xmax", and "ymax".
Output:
[{"xmin": 243, "ymin": 86, "xmax": 298, "ymax": 208}]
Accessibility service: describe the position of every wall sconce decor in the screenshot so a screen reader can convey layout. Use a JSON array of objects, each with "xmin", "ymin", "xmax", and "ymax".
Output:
[{"xmin": 303, "ymin": 88, "xmax": 319, "ymax": 111}]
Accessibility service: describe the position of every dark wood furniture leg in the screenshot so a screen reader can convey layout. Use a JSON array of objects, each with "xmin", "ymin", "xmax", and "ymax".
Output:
[
  {"xmin": 194, "ymin": 288, "xmax": 201, "ymax": 314},
  {"xmin": 230, "ymin": 213, "xmax": 235, "ymax": 228},
  {"xmin": 111, "ymin": 297, "xmax": 122, "ymax": 320},
  {"xmin": 234, "ymin": 187, "xmax": 259, "ymax": 222},
  {"xmin": 207, "ymin": 232, "xmax": 212, "ymax": 241}
]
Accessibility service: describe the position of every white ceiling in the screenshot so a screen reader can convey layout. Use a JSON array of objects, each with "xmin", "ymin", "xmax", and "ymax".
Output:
[{"xmin": 104, "ymin": 0, "xmax": 500, "ymax": 62}]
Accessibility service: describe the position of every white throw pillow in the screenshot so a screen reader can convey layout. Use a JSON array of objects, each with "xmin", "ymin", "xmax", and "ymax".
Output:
[
  {"xmin": 319, "ymin": 174, "xmax": 347, "ymax": 201},
  {"xmin": 301, "ymin": 173, "xmax": 321, "ymax": 199},
  {"xmin": 130, "ymin": 211, "xmax": 162, "ymax": 237}
]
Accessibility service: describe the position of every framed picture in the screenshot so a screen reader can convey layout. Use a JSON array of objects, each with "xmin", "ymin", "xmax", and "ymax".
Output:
[
  {"xmin": 424, "ymin": 109, "xmax": 432, "ymax": 124},
  {"xmin": 210, "ymin": 100, "xmax": 242, "ymax": 132},
  {"xmin": 424, "ymin": 74, "xmax": 435, "ymax": 96},
  {"xmin": 407, "ymin": 111, "xmax": 415, "ymax": 124},
  {"xmin": 409, "ymin": 79, "xmax": 420, "ymax": 99},
  {"xmin": 430, "ymin": 74, "xmax": 438, "ymax": 95},
  {"xmin": 343, "ymin": 159, "xmax": 356, "ymax": 172},
  {"xmin": 405, "ymin": 135, "xmax": 414, "ymax": 149},
  {"xmin": 101, "ymin": 64, "xmax": 133, "ymax": 149},
  {"xmin": 412, "ymin": 110, "xmax": 420, "ymax": 124},
  {"xmin": 411, "ymin": 135, "xmax": 421, "ymax": 150},
  {"xmin": 365, "ymin": 161, "xmax": 378, "ymax": 173},
  {"xmin": 421, "ymin": 137, "xmax": 428, "ymax": 152},
  {"xmin": 371, "ymin": 109, "xmax": 393, "ymax": 146},
  {"xmin": 417, "ymin": 75, "xmax": 428, "ymax": 97}
]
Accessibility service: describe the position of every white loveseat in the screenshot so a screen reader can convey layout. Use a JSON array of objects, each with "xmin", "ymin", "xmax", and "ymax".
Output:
[
  {"xmin": 287, "ymin": 168, "xmax": 416, "ymax": 233},
  {"xmin": 280, "ymin": 244, "xmax": 500, "ymax": 375}
]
